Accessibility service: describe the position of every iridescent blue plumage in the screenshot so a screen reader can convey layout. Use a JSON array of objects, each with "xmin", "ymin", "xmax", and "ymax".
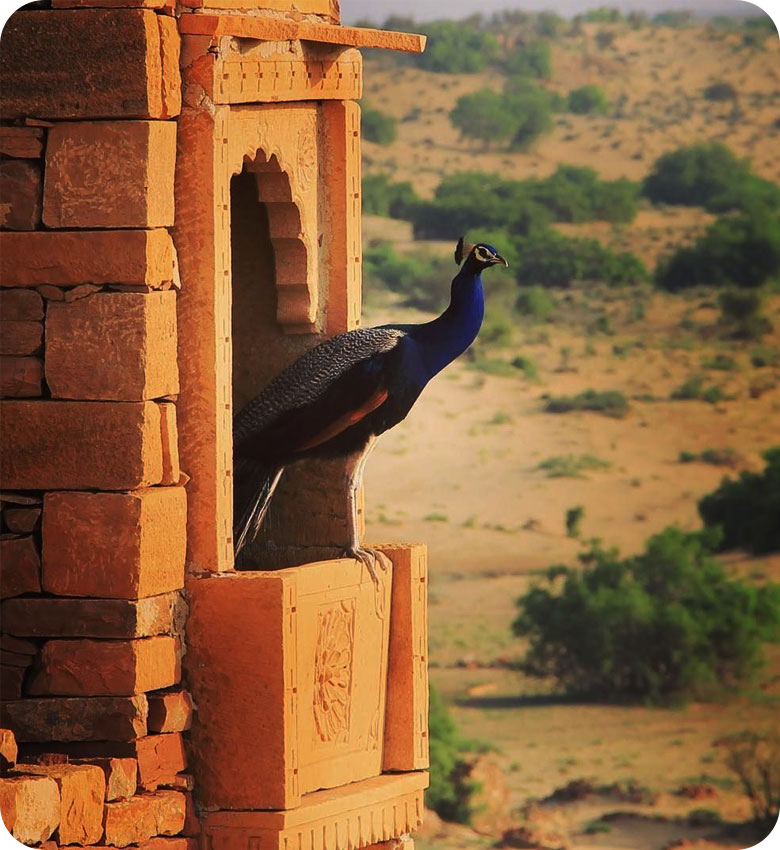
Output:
[{"xmin": 233, "ymin": 238, "xmax": 507, "ymax": 574}]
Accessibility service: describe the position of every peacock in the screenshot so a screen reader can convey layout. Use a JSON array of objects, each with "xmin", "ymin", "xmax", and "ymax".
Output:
[{"xmin": 233, "ymin": 237, "xmax": 507, "ymax": 579}]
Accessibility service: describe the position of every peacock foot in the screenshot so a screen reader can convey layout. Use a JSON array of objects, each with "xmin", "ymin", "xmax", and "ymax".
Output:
[{"xmin": 343, "ymin": 545, "xmax": 391, "ymax": 585}]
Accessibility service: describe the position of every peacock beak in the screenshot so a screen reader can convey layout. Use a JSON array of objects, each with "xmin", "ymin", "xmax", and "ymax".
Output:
[{"xmin": 492, "ymin": 254, "xmax": 509, "ymax": 267}]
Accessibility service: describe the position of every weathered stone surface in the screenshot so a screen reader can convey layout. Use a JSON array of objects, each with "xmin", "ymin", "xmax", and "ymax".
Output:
[
  {"xmin": 0, "ymin": 289, "xmax": 43, "ymax": 320},
  {"xmin": 104, "ymin": 789, "xmax": 185, "ymax": 847},
  {"xmin": 0, "ymin": 127, "xmax": 43, "ymax": 159},
  {"xmin": 134, "ymin": 734, "xmax": 187, "ymax": 791},
  {"xmin": 0, "ymin": 648, "xmax": 32, "ymax": 667},
  {"xmin": 0, "ymin": 160, "xmax": 41, "ymax": 230},
  {"xmin": 0, "ymin": 320, "xmax": 42, "ymax": 355},
  {"xmin": 1, "ymin": 696, "xmax": 148, "ymax": 743},
  {"xmin": 42, "ymin": 489, "xmax": 185, "ymax": 599},
  {"xmin": 0, "ymin": 536, "xmax": 40, "ymax": 599},
  {"xmin": 20, "ymin": 763, "xmax": 105, "ymax": 845},
  {"xmin": 0, "ymin": 665, "xmax": 25, "ymax": 699},
  {"xmin": 158, "ymin": 15, "xmax": 181, "ymax": 119},
  {"xmin": 37, "ymin": 285, "xmax": 66, "ymax": 301},
  {"xmin": 29, "ymin": 637, "xmax": 180, "ymax": 697},
  {"xmin": 158, "ymin": 403, "xmax": 181, "ymax": 486},
  {"xmin": 46, "ymin": 292, "xmax": 179, "ymax": 401},
  {"xmin": 0, "ymin": 356, "xmax": 43, "ymax": 398},
  {"xmin": 44, "ymin": 121, "xmax": 176, "ymax": 229},
  {"xmin": 0, "ymin": 635, "xmax": 36, "ymax": 655},
  {"xmin": 0, "ymin": 10, "xmax": 174, "ymax": 120},
  {"xmin": 0, "ymin": 728, "xmax": 18, "ymax": 771},
  {"xmin": 147, "ymin": 691, "xmax": 193, "ymax": 734},
  {"xmin": 1, "ymin": 593, "xmax": 185, "ymax": 639},
  {"xmin": 71, "ymin": 757, "xmax": 137, "ymax": 802},
  {"xmin": 64, "ymin": 283, "xmax": 103, "ymax": 303},
  {"xmin": 0, "ymin": 774, "xmax": 59, "ymax": 844},
  {"xmin": 0, "ymin": 229, "xmax": 176, "ymax": 289},
  {"xmin": 3, "ymin": 507, "xmax": 41, "ymax": 533},
  {"xmin": 0, "ymin": 401, "xmax": 163, "ymax": 490}
]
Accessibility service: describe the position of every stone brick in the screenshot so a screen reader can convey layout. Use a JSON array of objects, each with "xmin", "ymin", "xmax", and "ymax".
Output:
[
  {"xmin": 42, "ymin": 489, "xmax": 185, "ymax": 599},
  {"xmin": 0, "ymin": 774, "xmax": 59, "ymax": 845},
  {"xmin": 0, "ymin": 356, "xmax": 43, "ymax": 397},
  {"xmin": 0, "ymin": 401, "xmax": 163, "ymax": 490},
  {"xmin": 0, "ymin": 127, "xmax": 43, "ymax": 159},
  {"xmin": 134, "ymin": 734, "xmax": 187, "ymax": 791},
  {"xmin": 0, "ymin": 649, "xmax": 32, "ymax": 667},
  {"xmin": 71, "ymin": 757, "xmax": 137, "ymax": 802},
  {"xmin": 159, "ymin": 403, "xmax": 181, "ymax": 486},
  {"xmin": 45, "ymin": 292, "xmax": 179, "ymax": 401},
  {"xmin": 0, "ymin": 289, "xmax": 43, "ymax": 322},
  {"xmin": 0, "ymin": 10, "xmax": 173, "ymax": 120},
  {"xmin": 0, "ymin": 635, "xmax": 36, "ymax": 656},
  {"xmin": 0, "ymin": 229, "xmax": 176, "ymax": 289},
  {"xmin": 147, "ymin": 691, "xmax": 193, "ymax": 734},
  {"xmin": 186, "ymin": 560, "xmax": 391, "ymax": 810},
  {"xmin": 380, "ymin": 544, "xmax": 429, "ymax": 772},
  {"xmin": 158, "ymin": 15, "xmax": 182, "ymax": 119},
  {"xmin": 1, "ymin": 696, "xmax": 148, "ymax": 743},
  {"xmin": 0, "ymin": 320, "xmax": 42, "ymax": 355},
  {"xmin": 0, "ymin": 536, "xmax": 40, "ymax": 599},
  {"xmin": 0, "ymin": 665, "xmax": 25, "ymax": 699},
  {"xmin": 29, "ymin": 637, "xmax": 180, "ymax": 697},
  {"xmin": 44, "ymin": 121, "xmax": 176, "ymax": 229},
  {"xmin": 0, "ymin": 160, "xmax": 41, "ymax": 230},
  {"xmin": 20, "ymin": 764, "xmax": 105, "ymax": 845},
  {"xmin": 37, "ymin": 285, "xmax": 66, "ymax": 301},
  {"xmin": 64, "ymin": 283, "xmax": 103, "ymax": 303},
  {"xmin": 0, "ymin": 728, "xmax": 17, "ymax": 771},
  {"xmin": 3, "ymin": 507, "xmax": 41, "ymax": 533},
  {"xmin": 1, "ymin": 593, "xmax": 186, "ymax": 640},
  {"xmin": 104, "ymin": 789, "xmax": 185, "ymax": 847}
]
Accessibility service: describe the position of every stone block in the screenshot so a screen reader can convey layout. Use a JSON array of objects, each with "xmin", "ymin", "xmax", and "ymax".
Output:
[
  {"xmin": 104, "ymin": 789, "xmax": 185, "ymax": 848},
  {"xmin": 158, "ymin": 15, "xmax": 182, "ymax": 119},
  {"xmin": 380, "ymin": 544, "xmax": 429, "ymax": 772},
  {"xmin": 0, "ymin": 401, "xmax": 163, "ymax": 490},
  {"xmin": 201, "ymin": 772, "xmax": 428, "ymax": 850},
  {"xmin": 159, "ymin": 403, "xmax": 181, "ymax": 485},
  {"xmin": 42, "ymin": 489, "xmax": 185, "ymax": 599},
  {"xmin": 0, "ymin": 536, "xmax": 40, "ymax": 599},
  {"xmin": 0, "ymin": 10, "xmax": 177, "ymax": 120},
  {"xmin": 71, "ymin": 757, "xmax": 137, "ymax": 802},
  {"xmin": 186, "ymin": 558, "xmax": 391, "ymax": 810},
  {"xmin": 28, "ymin": 637, "xmax": 180, "ymax": 697},
  {"xmin": 0, "ymin": 229, "xmax": 176, "ymax": 289},
  {"xmin": 0, "ymin": 665, "xmax": 25, "ymax": 699},
  {"xmin": 0, "ymin": 728, "xmax": 17, "ymax": 771},
  {"xmin": 0, "ymin": 127, "xmax": 43, "ymax": 159},
  {"xmin": 3, "ymin": 507, "xmax": 41, "ymax": 533},
  {"xmin": 1, "ymin": 696, "xmax": 148, "ymax": 743},
  {"xmin": 1, "ymin": 593, "xmax": 185, "ymax": 639},
  {"xmin": 20, "ymin": 763, "xmax": 105, "ymax": 845},
  {"xmin": 0, "ymin": 356, "xmax": 43, "ymax": 397},
  {"xmin": 0, "ymin": 160, "xmax": 41, "ymax": 230},
  {"xmin": 147, "ymin": 691, "xmax": 193, "ymax": 734},
  {"xmin": 0, "ymin": 649, "xmax": 32, "ymax": 668},
  {"xmin": 44, "ymin": 121, "xmax": 176, "ymax": 229},
  {"xmin": 0, "ymin": 289, "xmax": 43, "ymax": 320},
  {"xmin": 45, "ymin": 292, "xmax": 179, "ymax": 401},
  {"xmin": 0, "ymin": 320, "xmax": 42, "ymax": 355},
  {"xmin": 0, "ymin": 774, "xmax": 59, "ymax": 845}
]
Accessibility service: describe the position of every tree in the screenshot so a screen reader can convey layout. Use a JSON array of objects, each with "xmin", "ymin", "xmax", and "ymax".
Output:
[
  {"xmin": 361, "ymin": 105, "xmax": 397, "ymax": 145},
  {"xmin": 362, "ymin": 174, "xmax": 418, "ymax": 219},
  {"xmin": 505, "ymin": 40, "xmax": 552, "ymax": 79},
  {"xmin": 449, "ymin": 90, "xmax": 519, "ymax": 148},
  {"xmin": 416, "ymin": 21, "xmax": 499, "ymax": 72},
  {"xmin": 502, "ymin": 84, "xmax": 555, "ymax": 150},
  {"xmin": 567, "ymin": 84, "xmax": 610, "ymax": 115}
]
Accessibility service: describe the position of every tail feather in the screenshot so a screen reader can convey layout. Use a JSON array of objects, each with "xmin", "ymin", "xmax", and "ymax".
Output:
[{"xmin": 233, "ymin": 457, "xmax": 284, "ymax": 557}]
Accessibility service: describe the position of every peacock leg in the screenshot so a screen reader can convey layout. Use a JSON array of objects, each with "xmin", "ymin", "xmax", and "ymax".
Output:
[{"xmin": 342, "ymin": 438, "xmax": 391, "ymax": 584}]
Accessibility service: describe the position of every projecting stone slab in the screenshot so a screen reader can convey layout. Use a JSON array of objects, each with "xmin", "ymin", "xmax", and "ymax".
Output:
[
  {"xmin": 0, "ymin": 10, "xmax": 177, "ymax": 120},
  {"xmin": 0, "ymin": 401, "xmax": 163, "ymax": 490},
  {"xmin": 0, "ymin": 229, "xmax": 176, "ymax": 289},
  {"xmin": 1, "ymin": 696, "xmax": 148, "ymax": 742},
  {"xmin": 29, "ymin": 637, "xmax": 180, "ymax": 697},
  {"xmin": 1, "ymin": 593, "xmax": 185, "ymax": 639},
  {"xmin": 44, "ymin": 121, "xmax": 176, "ymax": 229},
  {"xmin": 46, "ymin": 292, "xmax": 179, "ymax": 401},
  {"xmin": 42, "ymin": 489, "xmax": 185, "ymax": 599},
  {"xmin": 147, "ymin": 691, "xmax": 193, "ymax": 734}
]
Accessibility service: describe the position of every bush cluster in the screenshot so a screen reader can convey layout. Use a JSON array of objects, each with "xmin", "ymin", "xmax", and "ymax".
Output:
[
  {"xmin": 363, "ymin": 242, "xmax": 453, "ymax": 312},
  {"xmin": 513, "ymin": 527, "xmax": 780, "ymax": 701},
  {"xmin": 361, "ymin": 105, "xmax": 397, "ymax": 146},
  {"xmin": 567, "ymin": 84, "xmax": 610, "ymax": 115}
]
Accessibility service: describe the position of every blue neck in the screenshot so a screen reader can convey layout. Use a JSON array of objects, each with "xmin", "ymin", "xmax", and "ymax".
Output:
[{"xmin": 409, "ymin": 267, "xmax": 485, "ymax": 378}]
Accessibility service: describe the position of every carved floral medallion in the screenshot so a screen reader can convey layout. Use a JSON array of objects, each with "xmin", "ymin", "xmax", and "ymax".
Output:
[{"xmin": 313, "ymin": 600, "xmax": 355, "ymax": 744}]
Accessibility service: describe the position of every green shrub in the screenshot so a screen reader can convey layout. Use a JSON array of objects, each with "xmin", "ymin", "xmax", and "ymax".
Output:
[
  {"xmin": 511, "ymin": 354, "xmax": 539, "ymax": 379},
  {"xmin": 505, "ymin": 40, "xmax": 552, "ymax": 79},
  {"xmin": 568, "ymin": 84, "xmax": 610, "ymax": 115},
  {"xmin": 678, "ymin": 448, "xmax": 741, "ymax": 467},
  {"xmin": 427, "ymin": 684, "xmax": 478, "ymax": 823},
  {"xmin": 361, "ymin": 105, "xmax": 397, "ymax": 145},
  {"xmin": 565, "ymin": 505, "xmax": 584, "ymax": 538},
  {"xmin": 513, "ymin": 527, "xmax": 780, "ymax": 701},
  {"xmin": 718, "ymin": 289, "xmax": 773, "ymax": 340},
  {"xmin": 416, "ymin": 21, "xmax": 500, "ymax": 72},
  {"xmin": 363, "ymin": 242, "xmax": 451, "ymax": 311},
  {"xmin": 750, "ymin": 346, "xmax": 780, "ymax": 368},
  {"xmin": 701, "ymin": 353, "xmax": 737, "ymax": 370},
  {"xmin": 717, "ymin": 730, "xmax": 780, "ymax": 826},
  {"xmin": 699, "ymin": 447, "xmax": 780, "ymax": 555},
  {"xmin": 362, "ymin": 174, "xmax": 419, "ymax": 219},
  {"xmin": 502, "ymin": 83, "xmax": 556, "ymax": 151},
  {"xmin": 516, "ymin": 285, "xmax": 556, "ymax": 320},
  {"xmin": 703, "ymin": 82, "xmax": 737, "ymax": 101},
  {"xmin": 538, "ymin": 454, "xmax": 611, "ymax": 477},
  {"xmin": 450, "ymin": 90, "xmax": 522, "ymax": 148},
  {"xmin": 670, "ymin": 375, "xmax": 731, "ymax": 404},
  {"xmin": 544, "ymin": 389, "xmax": 629, "ymax": 418}
]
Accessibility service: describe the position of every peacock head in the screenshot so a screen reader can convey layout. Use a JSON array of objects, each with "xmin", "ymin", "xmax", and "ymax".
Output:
[{"xmin": 455, "ymin": 237, "xmax": 508, "ymax": 271}]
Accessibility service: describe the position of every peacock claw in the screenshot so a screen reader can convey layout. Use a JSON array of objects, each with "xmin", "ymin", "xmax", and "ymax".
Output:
[{"xmin": 344, "ymin": 546, "xmax": 391, "ymax": 585}]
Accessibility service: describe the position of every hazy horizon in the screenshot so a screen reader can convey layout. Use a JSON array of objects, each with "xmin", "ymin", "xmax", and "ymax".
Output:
[{"xmin": 342, "ymin": 0, "xmax": 771, "ymax": 25}]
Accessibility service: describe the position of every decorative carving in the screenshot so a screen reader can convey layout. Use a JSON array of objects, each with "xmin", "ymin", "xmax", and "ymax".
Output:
[{"xmin": 313, "ymin": 600, "xmax": 355, "ymax": 743}]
